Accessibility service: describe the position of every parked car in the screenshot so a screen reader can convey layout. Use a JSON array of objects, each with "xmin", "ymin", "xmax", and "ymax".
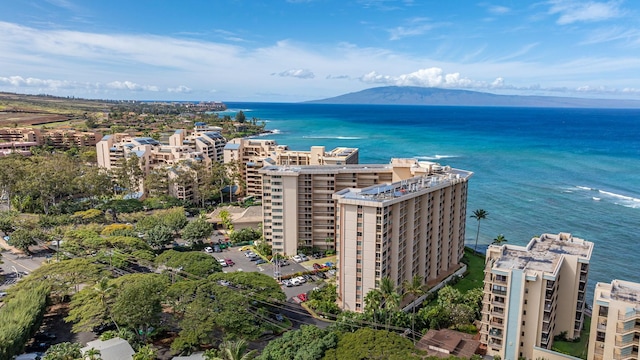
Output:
[
  {"xmin": 297, "ymin": 293, "xmax": 308, "ymax": 302},
  {"xmin": 249, "ymin": 255, "xmax": 260, "ymax": 261},
  {"xmin": 299, "ymin": 254, "xmax": 309, "ymax": 262},
  {"xmin": 275, "ymin": 313, "xmax": 284, "ymax": 322},
  {"xmin": 295, "ymin": 276, "xmax": 306, "ymax": 284},
  {"xmin": 255, "ymin": 258, "xmax": 267, "ymax": 265},
  {"xmin": 290, "ymin": 278, "xmax": 302, "ymax": 286},
  {"xmin": 315, "ymin": 271, "xmax": 327, "ymax": 279},
  {"xmin": 218, "ymin": 280, "xmax": 231, "ymax": 287},
  {"xmin": 239, "ymin": 245, "xmax": 252, "ymax": 251},
  {"xmin": 204, "ymin": 246, "xmax": 214, "ymax": 253},
  {"xmin": 313, "ymin": 263, "xmax": 322, "ymax": 270},
  {"xmin": 282, "ymin": 279, "xmax": 292, "ymax": 287},
  {"xmin": 213, "ymin": 244, "xmax": 222, "ymax": 252},
  {"xmin": 218, "ymin": 258, "xmax": 228, "ymax": 267},
  {"xmin": 225, "ymin": 258, "xmax": 235, "ymax": 266},
  {"xmin": 276, "ymin": 260, "xmax": 289, "ymax": 266},
  {"xmin": 292, "ymin": 255, "xmax": 303, "ymax": 263},
  {"xmin": 244, "ymin": 251, "xmax": 256, "ymax": 257}
]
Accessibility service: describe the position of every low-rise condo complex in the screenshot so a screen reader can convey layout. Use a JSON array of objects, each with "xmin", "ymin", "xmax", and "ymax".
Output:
[
  {"xmin": 0, "ymin": 127, "xmax": 102, "ymax": 156},
  {"xmin": 588, "ymin": 279, "xmax": 640, "ymax": 360},
  {"xmin": 480, "ymin": 233, "xmax": 594, "ymax": 360}
]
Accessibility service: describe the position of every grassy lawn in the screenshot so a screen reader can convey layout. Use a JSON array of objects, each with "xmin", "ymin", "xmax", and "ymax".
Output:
[
  {"xmin": 453, "ymin": 247, "xmax": 486, "ymax": 293},
  {"xmin": 552, "ymin": 316, "xmax": 590, "ymax": 359}
]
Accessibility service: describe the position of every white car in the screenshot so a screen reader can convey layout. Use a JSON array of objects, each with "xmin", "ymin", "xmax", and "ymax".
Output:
[
  {"xmin": 299, "ymin": 254, "xmax": 309, "ymax": 262},
  {"xmin": 295, "ymin": 276, "xmax": 306, "ymax": 284},
  {"xmin": 218, "ymin": 258, "xmax": 228, "ymax": 267},
  {"xmin": 290, "ymin": 278, "xmax": 302, "ymax": 286},
  {"xmin": 204, "ymin": 246, "xmax": 214, "ymax": 253},
  {"xmin": 292, "ymin": 255, "xmax": 303, "ymax": 263}
]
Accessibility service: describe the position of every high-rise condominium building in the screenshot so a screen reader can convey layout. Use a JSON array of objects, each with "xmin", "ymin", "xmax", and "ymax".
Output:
[
  {"xmin": 479, "ymin": 233, "xmax": 593, "ymax": 360},
  {"xmin": 333, "ymin": 160, "xmax": 472, "ymax": 312},
  {"xmin": 588, "ymin": 279, "xmax": 640, "ymax": 360},
  {"xmin": 225, "ymin": 138, "xmax": 358, "ymax": 198},
  {"xmin": 260, "ymin": 158, "xmax": 472, "ymax": 311}
]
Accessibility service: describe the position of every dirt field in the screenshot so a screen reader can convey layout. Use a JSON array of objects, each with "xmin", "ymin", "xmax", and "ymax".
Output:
[{"xmin": 0, "ymin": 112, "xmax": 71, "ymax": 127}]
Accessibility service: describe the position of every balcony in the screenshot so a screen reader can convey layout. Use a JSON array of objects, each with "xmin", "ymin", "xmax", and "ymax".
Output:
[
  {"xmin": 490, "ymin": 320, "xmax": 505, "ymax": 328},
  {"xmin": 618, "ymin": 309, "xmax": 640, "ymax": 321},
  {"xmin": 488, "ymin": 328, "xmax": 503, "ymax": 338}
]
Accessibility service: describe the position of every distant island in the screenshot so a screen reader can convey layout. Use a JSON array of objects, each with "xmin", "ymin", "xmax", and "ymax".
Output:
[{"xmin": 306, "ymin": 86, "xmax": 640, "ymax": 108}]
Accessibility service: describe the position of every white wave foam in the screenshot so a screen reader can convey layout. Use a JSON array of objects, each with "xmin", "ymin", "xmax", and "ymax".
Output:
[
  {"xmin": 302, "ymin": 136, "xmax": 362, "ymax": 140},
  {"xmin": 598, "ymin": 190, "xmax": 640, "ymax": 208},
  {"xmin": 575, "ymin": 186, "xmax": 595, "ymax": 191},
  {"xmin": 415, "ymin": 154, "xmax": 459, "ymax": 160}
]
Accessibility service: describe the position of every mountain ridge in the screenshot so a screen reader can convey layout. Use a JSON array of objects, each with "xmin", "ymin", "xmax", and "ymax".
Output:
[{"xmin": 305, "ymin": 86, "xmax": 640, "ymax": 108}]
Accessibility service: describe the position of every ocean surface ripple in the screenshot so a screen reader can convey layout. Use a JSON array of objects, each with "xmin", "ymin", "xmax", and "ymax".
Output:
[{"xmin": 228, "ymin": 102, "xmax": 640, "ymax": 300}]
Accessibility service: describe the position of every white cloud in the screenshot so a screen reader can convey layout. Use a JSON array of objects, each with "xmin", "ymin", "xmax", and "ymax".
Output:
[
  {"xmin": 107, "ymin": 81, "xmax": 158, "ymax": 92},
  {"xmin": 548, "ymin": 0, "xmax": 624, "ymax": 25},
  {"xmin": 360, "ymin": 67, "xmax": 488, "ymax": 88},
  {"xmin": 168, "ymin": 85, "xmax": 192, "ymax": 93},
  {"xmin": 387, "ymin": 18, "xmax": 440, "ymax": 40},
  {"xmin": 0, "ymin": 75, "xmax": 80, "ymax": 89},
  {"xmin": 276, "ymin": 69, "xmax": 315, "ymax": 79},
  {"xmin": 489, "ymin": 5, "xmax": 511, "ymax": 14}
]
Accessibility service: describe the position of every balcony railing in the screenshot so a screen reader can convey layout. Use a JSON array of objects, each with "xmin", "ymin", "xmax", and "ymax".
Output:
[{"xmin": 618, "ymin": 309, "xmax": 640, "ymax": 321}]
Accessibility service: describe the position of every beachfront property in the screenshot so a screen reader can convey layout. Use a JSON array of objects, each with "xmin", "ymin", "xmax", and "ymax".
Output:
[
  {"xmin": 0, "ymin": 127, "xmax": 102, "ymax": 155},
  {"xmin": 260, "ymin": 158, "xmax": 472, "ymax": 311},
  {"xmin": 479, "ymin": 233, "xmax": 594, "ymax": 360},
  {"xmin": 588, "ymin": 279, "xmax": 640, "ymax": 360},
  {"xmin": 224, "ymin": 137, "xmax": 358, "ymax": 198}
]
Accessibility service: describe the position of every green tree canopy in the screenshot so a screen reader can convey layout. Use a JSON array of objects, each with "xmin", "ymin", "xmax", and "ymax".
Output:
[
  {"xmin": 257, "ymin": 325, "xmax": 337, "ymax": 360},
  {"xmin": 323, "ymin": 328, "xmax": 420, "ymax": 360},
  {"xmin": 155, "ymin": 250, "xmax": 222, "ymax": 277},
  {"xmin": 229, "ymin": 227, "xmax": 261, "ymax": 245},
  {"xmin": 42, "ymin": 342, "xmax": 82, "ymax": 360},
  {"xmin": 181, "ymin": 217, "xmax": 213, "ymax": 243},
  {"xmin": 111, "ymin": 273, "xmax": 169, "ymax": 340}
]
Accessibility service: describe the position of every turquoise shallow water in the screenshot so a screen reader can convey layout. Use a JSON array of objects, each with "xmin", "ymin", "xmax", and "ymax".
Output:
[{"xmin": 226, "ymin": 102, "xmax": 640, "ymax": 297}]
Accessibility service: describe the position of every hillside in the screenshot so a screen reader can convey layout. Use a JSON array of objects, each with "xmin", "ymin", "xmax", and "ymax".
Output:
[{"xmin": 306, "ymin": 86, "xmax": 640, "ymax": 108}]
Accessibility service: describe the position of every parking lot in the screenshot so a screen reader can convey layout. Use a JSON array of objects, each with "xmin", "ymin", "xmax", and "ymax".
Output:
[{"xmin": 202, "ymin": 245, "xmax": 336, "ymax": 301}]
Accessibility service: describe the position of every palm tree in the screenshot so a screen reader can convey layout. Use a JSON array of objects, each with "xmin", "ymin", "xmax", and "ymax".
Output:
[
  {"xmin": 471, "ymin": 209, "xmax": 489, "ymax": 254},
  {"xmin": 132, "ymin": 344, "xmax": 156, "ymax": 360},
  {"xmin": 402, "ymin": 275, "xmax": 427, "ymax": 343},
  {"xmin": 210, "ymin": 339, "xmax": 257, "ymax": 360},
  {"xmin": 492, "ymin": 234, "xmax": 508, "ymax": 245},
  {"xmin": 379, "ymin": 277, "xmax": 400, "ymax": 329},
  {"xmin": 364, "ymin": 289, "xmax": 383, "ymax": 327},
  {"xmin": 84, "ymin": 348, "xmax": 102, "ymax": 360},
  {"xmin": 94, "ymin": 277, "xmax": 120, "ymax": 332}
]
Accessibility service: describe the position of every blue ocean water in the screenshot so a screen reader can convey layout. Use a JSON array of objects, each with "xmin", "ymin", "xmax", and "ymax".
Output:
[{"xmin": 225, "ymin": 102, "xmax": 640, "ymax": 296}]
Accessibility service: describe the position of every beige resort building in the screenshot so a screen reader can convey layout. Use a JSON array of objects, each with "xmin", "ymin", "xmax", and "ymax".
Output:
[
  {"xmin": 224, "ymin": 138, "xmax": 358, "ymax": 198},
  {"xmin": 588, "ymin": 279, "xmax": 640, "ymax": 360},
  {"xmin": 479, "ymin": 233, "xmax": 593, "ymax": 360},
  {"xmin": 260, "ymin": 158, "xmax": 472, "ymax": 312}
]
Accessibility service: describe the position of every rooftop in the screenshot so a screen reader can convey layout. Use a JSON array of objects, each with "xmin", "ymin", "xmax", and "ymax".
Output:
[
  {"xmin": 336, "ymin": 169, "xmax": 470, "ymax": 203},
  {"xmin": 260, "ymin": 163, "xmax": 392, "ymax": 175},
  {"xmin": 611, "ymin": 279, "xmax": 640, "ymax": 305},
  {"xmin": 493, "ymin": 233, "xmax": 593, "ymax": 275}
]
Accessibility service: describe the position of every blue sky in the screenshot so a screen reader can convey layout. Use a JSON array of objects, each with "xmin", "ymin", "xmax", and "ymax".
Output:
[{"xmin": 1, "ymin": 0, "xmax": 640, "ymax": 102}]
